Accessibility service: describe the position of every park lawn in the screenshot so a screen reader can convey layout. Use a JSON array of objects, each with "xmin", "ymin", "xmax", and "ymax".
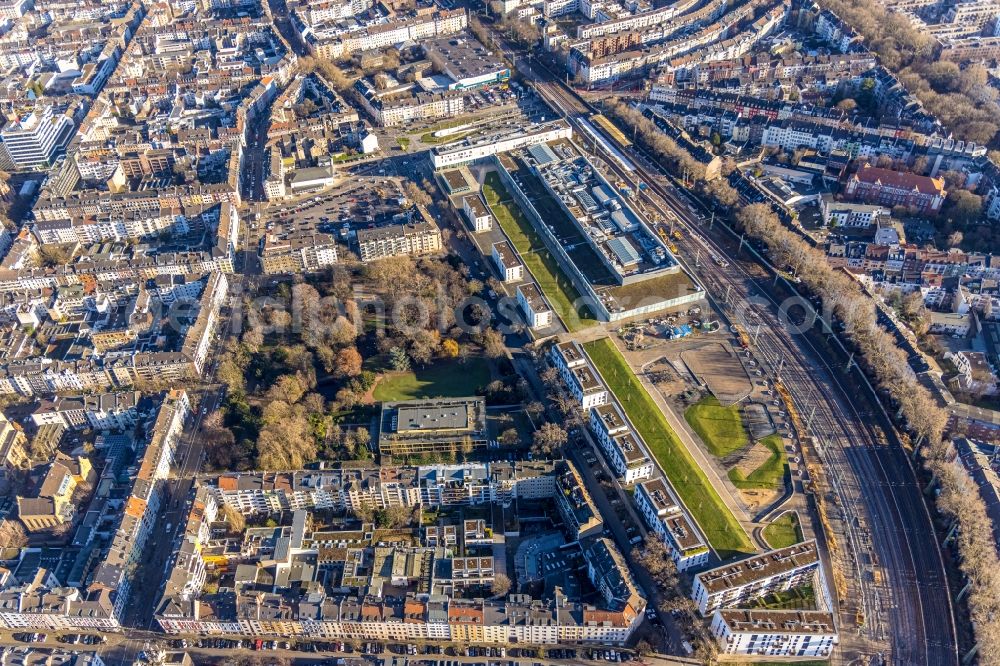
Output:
[
  {"xmin": 684, "ymin": 396, "xmax": 749, "ymax": 458},
  {"xmin": 373, "ymin": 357, "xmax": 491, "ymax": 402},
  {"xmin": 584, "ymin": 338, "xmax": 754, "ymax": 558},
  {"xmin": 762, "ymin": 511, "xmax": 802, "ymax": 549},
  {"xmin": 483, "ymin": 172, "xmax": 544, "ymax": 250},
  {"xmin": 397, "ymin": 137, "xmax": 410, "ymax": 151},
  {"xmin": 728, "ymin": 434, "xmax": 788, "ymax": 490},
  {"xmin": 483, "ymin": 173, "xmax": 596, "ymax": 332}
]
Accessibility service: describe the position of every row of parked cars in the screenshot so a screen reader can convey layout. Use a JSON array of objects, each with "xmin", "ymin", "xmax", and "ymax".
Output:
[
  {"xmin": 12, "ymin": 633, "xmax": 106, "ymax": 645},
  {"xmin": 166, "ymin": 636, "xmax": 633, "ymax": 662},
  {"xmin": 587, "ymin": 649, "xmax": 635, "ymax": 662}
]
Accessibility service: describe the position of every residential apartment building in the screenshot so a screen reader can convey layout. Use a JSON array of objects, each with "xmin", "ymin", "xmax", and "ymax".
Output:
[
  {"xmin": 843, "ymin": 165, "xmax": 946, "ymax": 214},
  {"xmin": 309, "ymin": 8, "xmax": 468, "ymax": 60},
  {"xmin": 710, "ymin": 609, "xmax": 838, "ymax": 658},
  {"xmin": 692, "ymin": 540, "xmax": 820, "ymax": 615},
  {"xmin": 211, "ymin": 460, "xmax": 560, "ymax": 516},
  {"xmin": 549, "ymin": 341, "xmax": 608, "ymax": 409},
  {"xmin": 261, "ymin": 230, "xmax": 340, "ymax": 275},
  {"xmin": 156, "ymin": 468, "xmax": 645, "ymax": 645},
  {"xmin": 818, "ymin": 196, "xmax": 888, "ymax": 228},
  {"xmin": 355, "ymin": 80, "xmax": 465, "ymax": 128},
  {"xmin": 462, "ymin": 195, "xmax": 493, "ymax": 232},
  {"xmin": 554, "ymin": 460, "xmax": 604, "ymax": 540},
  {"xmin": 0, "ymin": 413, "xmax": 28, "ymax": 474},
  {"xmin": 633, "ymin": 477, "xmax": 709, "ymax": 570},
  {"xmin": 583, "ymin": 537, "xmax": 645, "ymax": 630},
  {"xmin": 161, "ymin": 485, "xmax": 219, "ymax": 603},
  {"xmin": 159, "ymin": 591, "xmax": 643, "ymax": 644},
  {"xmin": 491, "ymin": 241, "xmax": 523, "ymax": 283},
  {"xmin": 588, "ymin": 403, "xmax": 654, "ymax": 483},
  {"xmin": 0, "ymin": 392, "xmax": 188, "ymax": 631},
  {"xmin": 517, "ymin": 283, "xmax": 553, "ymax": 329},
  {"xmin": 355, "ymin": 222, "xmax": 442, "ymax": 263},
  {"xmin": 16, "ymin": 458, "xmax": 84, "ymax": 531},
  {"xmin": 28, "ymin": 393, "xmax": 142, "ymax": 432},
  {"xmin": 0, "ymin": 274, "xmax": 227, "ymax": 396}
]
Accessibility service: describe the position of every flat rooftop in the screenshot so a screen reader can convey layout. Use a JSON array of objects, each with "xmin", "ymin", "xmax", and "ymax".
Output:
[
  {"xmin": 397, "ymin": 405, "xmax": 472, "ymax": 432},
  {"xmin": 601, "ymin": 269, "xmax": 700, "ymax": 314},
  {"xmin": 380, "ymin": 397, "xmax": 488, "ymax": 445},
  {"xmin": 592, "ymin": 402, "xmax": 627, "ymax": 432},
  {"xmin": 492, "ymin": 241, "xmax": 519, "ymax": 269},
  {"xmin": 664, "ymin": 513, "xmax": 704, "ymax": 552},
  {"xmin": 517, "ymin": 282, "xmax": 549, "ymax": 314},
  {"xmin": 463, "ymin": 194, "xmax": 490, "ymax": 218},
  {"xmin": 613, "ymin": 431, "xmax": 648, "ymax": 466},
  {"xmin": 718, "ymin": 609, "xmax": 837, "ymax": 635},
  {"xmin": 571, "ymin": 364, "xmax": 604, "ymax": 393},
  {"xmin": 424, "ymin": 35, "xmax": 506, "ymax": 82},
  {"xmin": 697, "ymin": 540, "xmax": 819, "ymax": 595},
  {"xmin": 440, "ymin": 168, "xmax": 473, "ymax": 193},
  {"xmin": 638, "ymin": 477, "xmax": 679, "ymax": 515}
]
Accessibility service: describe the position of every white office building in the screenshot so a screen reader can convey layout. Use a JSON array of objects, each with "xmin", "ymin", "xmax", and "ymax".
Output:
[
  {"xmin": 431, "ymin": 121, "xmax": 573, "ymax": 169},
  {"xmin": 0, "ymin": 105, "xmax": 73, "ymax": 169}
]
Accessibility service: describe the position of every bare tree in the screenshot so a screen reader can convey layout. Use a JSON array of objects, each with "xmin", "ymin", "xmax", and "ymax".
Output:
[
  {"xmin": 531, "ymin": 422, "xmax": 567, "ymax": 457},
  {"xmin": 0, "ymin": 520, "xmax": 27, "ymax": 549},
  {"xmin": 492, "ymin": 572, "xmax": 512, "ymax": 596},
  {"xmin": 222, "ymin": 504, "xmax": 246, "ymax": 534}
]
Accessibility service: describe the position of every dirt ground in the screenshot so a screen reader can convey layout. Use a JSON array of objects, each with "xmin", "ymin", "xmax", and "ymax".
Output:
[
  {"xmin": 644, "ymin": 356, "xmax": 689, "ymax": 397},
  {"xmin": 738, "ymin": 487, "xmax": 782, "ymax": 514},
  {"xmin": 733, "ymin": 441, "xmax": 773, "ymax": 477},
  {"xmin": 680, "ymin": 342, "xmax": 753, "ymax": 405}
]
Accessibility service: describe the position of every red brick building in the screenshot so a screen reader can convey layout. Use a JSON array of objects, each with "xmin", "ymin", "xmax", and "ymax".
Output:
[{"xmin": 843, "ymin": 165, "xmax": 947, "ymax": 214}]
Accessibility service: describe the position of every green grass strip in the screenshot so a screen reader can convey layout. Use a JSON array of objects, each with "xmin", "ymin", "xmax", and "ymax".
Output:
[
  {"xmin": 762, "ymin": 511, "xmax": 802, "ymax": 549},
  {"xmin": 728, "ymin": 434, "xmax": 788, "ymax": 490},
  {"xmin": 685, "ymin": 396, "xmax": 749, "ymax": 458},
  {"xmin": 584, "ymin": 338, "xmax": 754, "ymax": 558},
  {"xmin": 483, "ymin": 173, "xmax": 596, "ymax": 332}
]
